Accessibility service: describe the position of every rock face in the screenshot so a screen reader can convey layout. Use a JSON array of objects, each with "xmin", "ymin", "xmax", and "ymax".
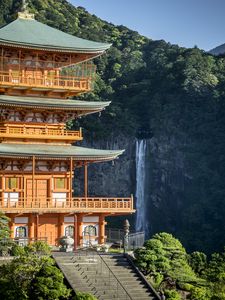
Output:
[
  {"xmin": 75, "ymin": 132, "xmax": 222, "ymax": 253},
  {"xmin": 75, "ymin": 134, "xmax": 188, "ymax": 240},
  {"xmin": 74, "ymin": 135, "xmax": 136, "ymax": 198},
  {"xmin": 146, "ymin": 136, "xmax": 188, "ymax": 238},
  {"xmin": 73, "ymin": 135, "xmax": 136, "ymax": 228}
]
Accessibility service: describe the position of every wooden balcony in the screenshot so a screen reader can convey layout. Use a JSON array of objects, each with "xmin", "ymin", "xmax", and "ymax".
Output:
[
  {"xmin": 0, "ymin": 196, "xmax": 134, "ymax": 214},
  {"xmin": 0, "ymin": 71, "xmax": 92, "ymax": 96},
  {"xmin": 0, "ymin": 124, "xmax": 82, "ymax": 142}
]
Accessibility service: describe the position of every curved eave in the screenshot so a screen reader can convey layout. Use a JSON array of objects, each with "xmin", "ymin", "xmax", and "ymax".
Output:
[
  {"xmin": 0, "ymin": 17, "xmax": 111, "ymax": 54},
  {"xmin": 0, "ymin": 144, "xmax": 124, "ymax": 162},
  {"xmin": 0, "ymin": 40, "xmax": 110, "ymax": 55},
  {"xmin": 0, "ymin": 95, "xmax": 111, "ymax": 114}
]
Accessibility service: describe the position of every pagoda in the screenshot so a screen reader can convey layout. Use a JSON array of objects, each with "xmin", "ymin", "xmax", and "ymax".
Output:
[{"xmin": 0, "ymin": 3, "xmax": 134, "ymax": 247}]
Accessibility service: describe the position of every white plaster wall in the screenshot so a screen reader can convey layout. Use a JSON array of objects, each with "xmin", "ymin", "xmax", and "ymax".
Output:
[
  {"xmin": 83, "ymin": 216, "xmax": 99, "ymax": 223},
  {"xmin": 15, "ymin": 217, "xmax": 28, "ymax": 224}
]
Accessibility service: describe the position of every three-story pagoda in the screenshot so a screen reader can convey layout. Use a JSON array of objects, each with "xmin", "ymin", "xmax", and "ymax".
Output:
[{"xmin": 0, "ymin": 5, "xmax": 134, "ymax": 247}]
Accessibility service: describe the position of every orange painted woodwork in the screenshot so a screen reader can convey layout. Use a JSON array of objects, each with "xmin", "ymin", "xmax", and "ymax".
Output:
[
  {"xmin": 39, "ymin": 216, "xmax": 58, "ymax": 245},
  {"xmin": 26, "ymin": 179, "xmax": 48, "ymax": 206},
  {"xmin": 0, "ymin": 9, "xmax": 135, "ymax": 247},
  {"xmin": 0, "ymin": 124, "xmax": 83, "ymax": 144}
]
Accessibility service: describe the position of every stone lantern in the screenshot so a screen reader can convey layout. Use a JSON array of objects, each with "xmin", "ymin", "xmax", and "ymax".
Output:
[{"xmin": 123, "ymin": 219, "xmax": 130, "ymax": 253}]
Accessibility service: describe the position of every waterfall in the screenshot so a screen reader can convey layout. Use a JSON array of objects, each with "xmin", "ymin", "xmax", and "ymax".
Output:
[{"xmin": 135, "ymin": 139, "xmax": 147, "ymax": 233}]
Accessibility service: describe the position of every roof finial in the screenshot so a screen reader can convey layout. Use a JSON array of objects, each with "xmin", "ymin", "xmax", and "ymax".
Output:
[{"xmin": 18, "ymin": 0, "xmax": 34, "ymax": 20}]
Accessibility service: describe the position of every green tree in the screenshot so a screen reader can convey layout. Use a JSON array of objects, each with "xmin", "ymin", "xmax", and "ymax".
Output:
[
  {"xmin": 0, "ymin": 212, "xmax": 12, "ymax": 255},
  {"xmin": 31, "ymin": 263, "xmax": 71, "ymax": 300},
  {"xmin": 188, "ymin": 251, "xmax": 207, "ymax": 276},
  {"xmin": 135, "ymin": 233, "xmax": 198, "ymax": 285},
  {"xmin": 164, "ymin": 289, "xmax": 181, "ymax": 300},
  {"xmin": 206, "ymin": 251, "xmax": 225, "ymax": 299},
  {"xmin": 134, "ymin": 233, "xmax": 207, "ymax": 297},
  {"xmin": 73, "ymin": 292, "xmax": 98, "ymax": 300},
  {"xmin": 0, "ymin": 242, "xmax": 71, "ymax": 300},
  {"xmin": 0, "ymin": 211, "xmax": 10, "ymax": 239}
]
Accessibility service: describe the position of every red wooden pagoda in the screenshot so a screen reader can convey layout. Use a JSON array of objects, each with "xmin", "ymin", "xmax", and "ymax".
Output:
[{"xmin": 0, "ymin": 5, "xmax": 134, "ymax": 247}]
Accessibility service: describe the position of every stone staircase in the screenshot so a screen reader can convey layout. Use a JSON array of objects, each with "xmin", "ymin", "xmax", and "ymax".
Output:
[{"xmin": 53, "ymin": 251, "xmax": 160, "ymax": 300}]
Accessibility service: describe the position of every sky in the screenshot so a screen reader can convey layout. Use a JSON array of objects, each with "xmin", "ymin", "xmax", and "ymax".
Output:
[{"xmin": 69, "ymin": 0, "xmax": 225, "ymax": 51}]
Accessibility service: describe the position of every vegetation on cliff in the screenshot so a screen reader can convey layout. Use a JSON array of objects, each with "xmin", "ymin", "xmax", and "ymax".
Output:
[
  {"xmin": 0, "ymin": 0, "xmax": 225, "ymax": 253},
  {"xmin": 135, "ymin": 233, "xmax": 225, "ymax": 300}
]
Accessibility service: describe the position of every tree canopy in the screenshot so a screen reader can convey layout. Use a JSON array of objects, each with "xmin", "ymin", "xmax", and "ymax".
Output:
[{"xmin": 135, "ymin": 233, "xmax": 225, "ymax": 300}]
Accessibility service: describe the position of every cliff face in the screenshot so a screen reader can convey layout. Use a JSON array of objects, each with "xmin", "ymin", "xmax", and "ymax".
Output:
[
  {"xmin": 74, "ymin": 135, "xmax": 136, "ymax": 198},
  {"xmin": 77, "ymin": 134, "xmax": 188, "ymax": 239},
  {"xmin": 80, "ymin": 132, "xmax": 222, "ymax": 254}
]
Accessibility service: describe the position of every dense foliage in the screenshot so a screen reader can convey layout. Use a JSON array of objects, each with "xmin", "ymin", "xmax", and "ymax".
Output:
[
  {"xmin": 0, "ymin": 0, "xmax": 225, "ymax": 253},
  {"xmin": 0, "ymin": 211, "xmax": 10, "ymax": 240},
  {"xmin": 135, "ymin": 233, "xmax": 225, "ymax": 300},
  {"xmin": 0, "ymin": 241, "xmax": 97, "ymax": 300},
  {"xmin": 0, "ymin": 242, "xmax": 71, "ymax": 300}
]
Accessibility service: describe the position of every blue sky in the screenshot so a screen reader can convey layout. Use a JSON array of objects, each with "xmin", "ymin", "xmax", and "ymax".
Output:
[{"xmin": 69, "ymin": 0, "xmax": 225, "ymax": 51}]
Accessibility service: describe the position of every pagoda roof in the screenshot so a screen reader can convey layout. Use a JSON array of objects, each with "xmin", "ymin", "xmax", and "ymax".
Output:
[
  {"xmin": 0, "ymin": 143, "xmax": 124, "ymax": 162},
  {"xmin": 0, "ymin": 16, "xmax": 110, "ymax": 53},
  {"xmin": 0, "ymin": 95, "xmax": 110, "ymax": 114}
]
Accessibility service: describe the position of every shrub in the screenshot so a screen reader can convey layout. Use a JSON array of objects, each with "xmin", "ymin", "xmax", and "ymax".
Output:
[
  {"xmin": 73, "ymin": 292, "xmax": 98, "ymax": 300},
  {"xmin": 164, "ymin": 289, "xmax": 181, "ymax": 300}
]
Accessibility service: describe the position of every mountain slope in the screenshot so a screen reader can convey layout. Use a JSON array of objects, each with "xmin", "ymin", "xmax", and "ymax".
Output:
[{"xmin": 209, "ymin": 43, "xmax": 225, "ymax": 55}]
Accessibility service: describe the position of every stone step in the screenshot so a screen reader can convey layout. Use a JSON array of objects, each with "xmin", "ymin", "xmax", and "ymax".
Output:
[{"xmin": 53, "ymin": 252, "xmax": 159, "ymax": 300}]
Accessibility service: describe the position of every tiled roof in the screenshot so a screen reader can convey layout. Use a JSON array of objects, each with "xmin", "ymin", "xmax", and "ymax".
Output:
[
  {"xmin": 0, "ymin": 143, "xmax": 124, "ymax": 161},
  {"xmin": 0, "ymin": 17, "xmax": 110, "ymax": 53}
]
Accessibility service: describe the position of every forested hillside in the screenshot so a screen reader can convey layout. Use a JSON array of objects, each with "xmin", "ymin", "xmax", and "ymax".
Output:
[{"xmin": 1, "ymin": 0, "xmax": 225, "ymax": 254}]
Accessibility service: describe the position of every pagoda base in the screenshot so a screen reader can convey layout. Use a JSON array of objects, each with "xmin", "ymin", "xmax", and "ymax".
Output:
[{"xmin": 7, "ymin": 212, "xmax": 108, "ymax": 247}]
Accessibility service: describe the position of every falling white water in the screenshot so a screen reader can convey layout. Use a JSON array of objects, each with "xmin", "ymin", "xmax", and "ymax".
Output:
[{"xmin": 135, "ymin": 139, "xmax": 147, "ymax": 232}]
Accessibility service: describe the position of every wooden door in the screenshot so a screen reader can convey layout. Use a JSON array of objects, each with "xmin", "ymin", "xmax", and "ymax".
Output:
[
  {"xmin": 39, "ymin": 216, "xmax": 58, "ymax": 245},
  {"xmin": 26, "ymin": 179, "xmax": 48, "ymax": 207}
]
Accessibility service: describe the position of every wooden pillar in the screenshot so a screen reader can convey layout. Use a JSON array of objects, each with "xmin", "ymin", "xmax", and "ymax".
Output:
[
  {"xmin": 19, "ymin": 50, "xmax": 21, "ymax": 74},
  {"xmin": 99, "ymin": 214, "xmax": 106, "ymax": 244},
  {"xmin": 32, "ymin": 156, "xmax": 35, "ymax": 204},
  {"xmin": 1, "ymin": 175, "xmax": 5, "ymax": 207},
  {"xmin": 73, "ymin": 213, "xmax": 77, "ymax": 251},
  {"xmin": 77, "ymin": 214, "xmax": 83, "ymax": 247},
  {"xmin": 58, "ymin": 214, "xmax": 64, "ymax": 242},
  {"xmin": 1, "ymin": 47, "xmax": 3, "ymax": 73},
  {"xmin": 29, "ymin": 213, "xmax": 35, "ymax": 241},
  {"xmin": 9, "ymin": 215, "xmax": 15, "ymax": 239},
  {"xmin": 70, "ymin": 157, "xmax": 73, "ymax": 201},
  {"xmin": 84, "ymin": 163, "xmax": 88, "ymax": 198},
  {"xmin": 36, "ymin": 214, "xmax": 39, "ymax": 241}
]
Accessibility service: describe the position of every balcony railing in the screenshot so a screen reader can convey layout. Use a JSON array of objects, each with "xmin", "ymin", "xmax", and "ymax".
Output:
[
  {"xmin": 0, "ymin": 197, "xmax": 134, "ymax": 213},
  {"xmin": 0, "ymin": 125, "xmax": 82, "ymax": 141},
  {"xmin": 2, "ymin": 57, "xmax": 96, "ymax": 74},
  {"xmin": 0, "ymin": 71, "xmax": 92, "ymax": 93}
]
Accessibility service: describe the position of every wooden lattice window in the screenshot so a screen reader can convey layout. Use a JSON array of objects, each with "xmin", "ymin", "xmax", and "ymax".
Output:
[
  {"xmin": 54, "ymin": 178, "xmax": 66, "ymax": 190},
  {"xmin": 5, "ymin": 177, "xmax": 18, "ymax": 190}
]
